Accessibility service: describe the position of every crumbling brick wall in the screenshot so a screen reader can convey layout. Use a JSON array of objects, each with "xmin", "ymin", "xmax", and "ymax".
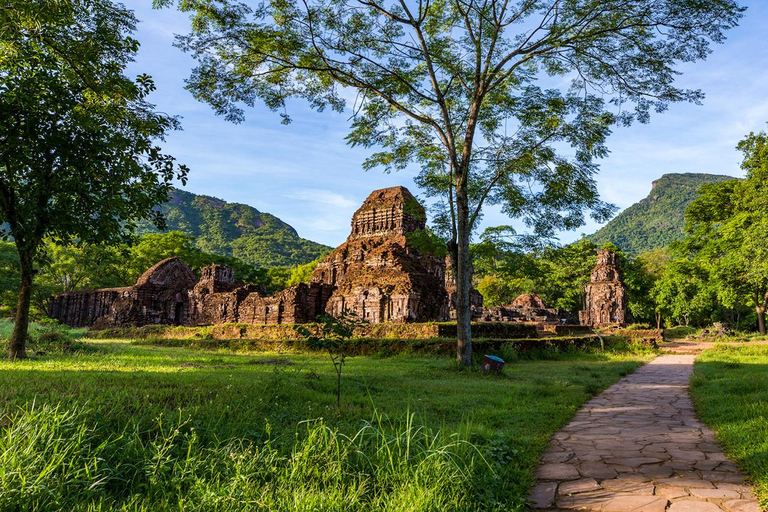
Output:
[
  {"xmin": 49, "ymin": 258, "xmax": 197, "ymax": 328},
  {"xmin": 472, "ymin": 293, "xmax": 570, "ymax": 324}
]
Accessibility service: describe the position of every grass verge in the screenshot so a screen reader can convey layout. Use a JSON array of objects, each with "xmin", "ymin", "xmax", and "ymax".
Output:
[
  {"xmin": 691, "ymin": 344, "xmax": 768, "ymax": 509},
  {"xmin": 0, "ymin": 337, "xmax": 654, "ymax": 510}
]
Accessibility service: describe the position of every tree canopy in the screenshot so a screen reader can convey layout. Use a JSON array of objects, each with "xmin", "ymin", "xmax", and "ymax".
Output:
[
  {"xmin": 0, "ymin": 0, "xmax": 188, "ymax": 358},
  {"xmin": 164, "ymin": 0, "xmax": 743, "ymax": 364},
  {"xmin": 680, "ymin": 129, "xmax": 768, "ymax": 333}
]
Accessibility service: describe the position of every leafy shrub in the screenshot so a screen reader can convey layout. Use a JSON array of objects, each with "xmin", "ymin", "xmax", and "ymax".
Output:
[{"xmin": 624, "ymin": 323, "xmax": 652, "ymax": 330}]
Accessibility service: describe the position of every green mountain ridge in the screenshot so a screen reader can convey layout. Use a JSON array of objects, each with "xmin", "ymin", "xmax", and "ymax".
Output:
[
  {"xmin": 138, "ymin": 188, "xmax": 332, "ymax": 267},
  {"xmin": 587, "ymin": 173, "xmax": 736, "ymax": 254}
]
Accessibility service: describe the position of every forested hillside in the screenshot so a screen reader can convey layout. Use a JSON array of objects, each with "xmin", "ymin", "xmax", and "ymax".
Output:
[
  {"xmin": 587, "ymin": 173, "xmax": 734, "ymax": 254},
  {"xmin": 137, "ymin": 188, "xmax": 331, "ymax": 267}
]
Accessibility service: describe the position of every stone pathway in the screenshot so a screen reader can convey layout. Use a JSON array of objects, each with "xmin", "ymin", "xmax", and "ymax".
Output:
[{"xmin": 528, "ymin": 351, "xmax": 761, "ymax": 512}]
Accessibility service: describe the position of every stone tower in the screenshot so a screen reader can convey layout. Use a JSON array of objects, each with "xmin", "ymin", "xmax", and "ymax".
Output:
[
  {"xmin": 347, "ymin": 186, "xmax": 425, "ymax": 241},
  {"xmin": 311, "ymin": 186, "xmax": 446, "ymax": 323},
  {"xmin": 579, "ymin": 249, "xmax": 627, "ymax": 327}
]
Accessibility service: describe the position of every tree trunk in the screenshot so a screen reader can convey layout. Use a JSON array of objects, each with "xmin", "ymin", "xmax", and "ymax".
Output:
[
  {"xmin": 455, "ymin": 185, "xmax": 472, "ymax": 366},
  {"xmin": 757, "ymin": 306, "xmax": 766, "ymax": 335},
  {"xmin": 9, "ymin": 248, "xmax": 33, "ymax": 360},
  {"xmin": 656, "ymin": 312, "xmax": 661, "ymax": 330}
]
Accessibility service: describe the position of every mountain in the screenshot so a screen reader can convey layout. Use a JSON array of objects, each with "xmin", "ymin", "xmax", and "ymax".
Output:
[
  {"xmin": 587, "ymin": 173, "xmax": 735, "ymax": 254},
  {"xmin": 138, "ymin": 188, "xmax": 332, "ymax": 267}
]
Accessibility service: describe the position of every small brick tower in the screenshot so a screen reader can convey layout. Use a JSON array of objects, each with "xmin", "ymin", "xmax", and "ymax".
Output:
[{"xmin": 579, "ymin": 249, "xmax": 627, "ymax": 327}]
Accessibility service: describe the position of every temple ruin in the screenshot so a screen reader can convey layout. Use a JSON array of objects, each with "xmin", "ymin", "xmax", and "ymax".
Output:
[
  {"xmin": 472, "ymin": 293, "xmax": 569, "ymax": 324},
  {"xmin": 51, "ymin": 187, "xmax": 621, "ymax": 331},
  {"xmin": 579, "ymin": 249, "xmax": 627, "ymax": 327},
  {"xmin": 50, "ymin": 186, "xmax": 455, "ymax": 328},
  {"xmin": 313, "ymin": 186, "xmax": 448, "ymax": 322}
]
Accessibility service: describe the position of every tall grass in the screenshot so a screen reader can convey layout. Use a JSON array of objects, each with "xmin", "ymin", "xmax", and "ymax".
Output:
[
  {"xmin": 0, "ymin": 403, "xmax": 488, "ymax": 511},
  {"xmin": 0, "ymin": 317, "xmax": 90, "ymax": 355}
]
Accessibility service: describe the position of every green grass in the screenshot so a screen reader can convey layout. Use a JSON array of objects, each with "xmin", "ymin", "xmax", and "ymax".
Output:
[
  {"xmin": 663, "ymin": 326, "xmax": 699, "ymax": 340},
  {"xmin": 0, "ymin": 334, "xmax": 653, "ymax": 511},
  {"xmin": 691, "ymin": 344, "xmax": 768, "ymax": 509}
]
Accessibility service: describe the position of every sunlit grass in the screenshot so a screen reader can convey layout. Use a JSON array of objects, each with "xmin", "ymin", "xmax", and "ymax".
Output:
[
  {"xmin": 691, "ymin": 344, "xmax": 768, "ymax": 510},
  {"xmin": 0, "ymin": 334, "xmax": 653, "ymax": 510}
]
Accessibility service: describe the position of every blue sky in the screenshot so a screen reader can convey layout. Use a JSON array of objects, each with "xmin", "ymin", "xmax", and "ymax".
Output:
[{"xmin": 127, "ymin": 1, "xmax": 768, "ymax": 248}]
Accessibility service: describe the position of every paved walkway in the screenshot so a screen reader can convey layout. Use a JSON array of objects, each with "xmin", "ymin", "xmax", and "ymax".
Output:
[{"xmin": 528, "ymin": 350, "xmax": 761, "ymax": 512}]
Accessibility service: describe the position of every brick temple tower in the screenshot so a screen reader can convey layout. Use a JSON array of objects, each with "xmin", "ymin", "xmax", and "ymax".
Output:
[{"xmin": 579, "ymin": 249, "xmax": 627, "ymax": 327}]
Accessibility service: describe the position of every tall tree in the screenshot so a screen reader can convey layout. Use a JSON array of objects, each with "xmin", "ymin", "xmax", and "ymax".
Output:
[
  {"xmin": 0, "ymin": 0, "xmax": 188, "ymax": 358},
  {"xmin": 165, "ymin": 0, "xmax": 743, "ymax": 364},
  {"xmin": 635, "ymin": 248, "xmax": 671, "ymax": 328},
  {"xmin": 651, "ymin": 257, "xmax": 715, "ymax": 327},
  {"xmin": 684, "ymin": 129, "xmax": 768, "ymax": 334}
]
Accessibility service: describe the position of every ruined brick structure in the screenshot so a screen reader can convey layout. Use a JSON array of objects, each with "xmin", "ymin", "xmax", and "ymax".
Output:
[
  {"xmin": 49, "ymin": 257, "xmax": 197, "ymax": 328},
  {"xmin": 472, "ymin": 293, "xmax": 568, "ymax": 324},
  {"xmin": 51, "ymin": 186, "xmax": 455, "ymax": 328},
  {"xmin": 511, "ymin": 293, "xmax": 547, "ymax": 309},
  {"xmin": 312, "ymin": 186, "xmax": 448, "ymax": 323},
  {"xmin": 579, "ymin": 249, "xmax": 627, "ymax": 327}
]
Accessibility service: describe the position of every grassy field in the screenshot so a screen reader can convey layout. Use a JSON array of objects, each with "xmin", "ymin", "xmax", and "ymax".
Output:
[
  {"xmin": 0, "ymin": 328, "xmax": 655, "ymax": 511},
  {"xmin": 691, "ymin": 344, "xmax": 768, "ymax": 510}
]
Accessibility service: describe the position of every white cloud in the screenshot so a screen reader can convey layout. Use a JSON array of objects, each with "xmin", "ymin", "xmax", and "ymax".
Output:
[{"xmin": 287, "ymin": 189, "xmax": 358, "ymax": 210}]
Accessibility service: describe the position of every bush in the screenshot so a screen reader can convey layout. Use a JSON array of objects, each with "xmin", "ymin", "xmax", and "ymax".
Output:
[{"xmin": 623, "ymin": 323, "xmax": 652, "ymax": 330}]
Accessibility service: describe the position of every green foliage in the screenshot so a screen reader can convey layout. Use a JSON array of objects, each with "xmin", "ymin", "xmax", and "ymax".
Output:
[
  {"xmin": 537, "ymin": 240, "xmax": 600, "ymax": 314},
  {"xmin": 675, "ymin": 128, "xmax": 768, "ymax": 333},
  {"xmin": 588, "ymin": 173, "xmax": 734, "ymax": 254},
  {"xmin": 258, "ymin": 255, "xmax": 327, "ymax": 294},
  {"xmin": 475, "ymin": 274, "xmax": 525, "ymax": 308},
  {"xmin": 0, "ymin": 318, "xmax": 89, "ymax": 355},
  {"xmin": 287, "ymin": 258, "xmax": 323, "ymax": 285},
  {"xmin": 297, "ymin": 311, "xmax": 367, "ymax": 406},
  {"xmin": 472, "ymin": 235, "xmax": 546, "ymax": 307},
  {"xmin": 0, "ymin": 0, "xmax": 187, "ymax": 357},
  {"xmin": 137, "ymin": 188, "xmax": 331, "ymax": 268},
  {"xmin": 262, "ymin": 266, "xmax": 292, "ymax": 294},
  {"xmin": 472, "ymin": 238, "xmax": 598, "ymax": 314},
  {"xmin": 125, "ymin": 231, "xmax": 265, "ymax": 285},
  {"xmin": 651, "ymin": 258, "xmax": 717, "ymax": 327},
  {"xmin": 0, "ymin": 0, "xmax": 187, "ymax": 246}
]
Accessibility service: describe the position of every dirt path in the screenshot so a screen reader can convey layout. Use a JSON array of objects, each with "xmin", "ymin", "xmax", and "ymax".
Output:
[{"xmin": 528, "ymin": 344, "xmax": 761, "ymax": 512}]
